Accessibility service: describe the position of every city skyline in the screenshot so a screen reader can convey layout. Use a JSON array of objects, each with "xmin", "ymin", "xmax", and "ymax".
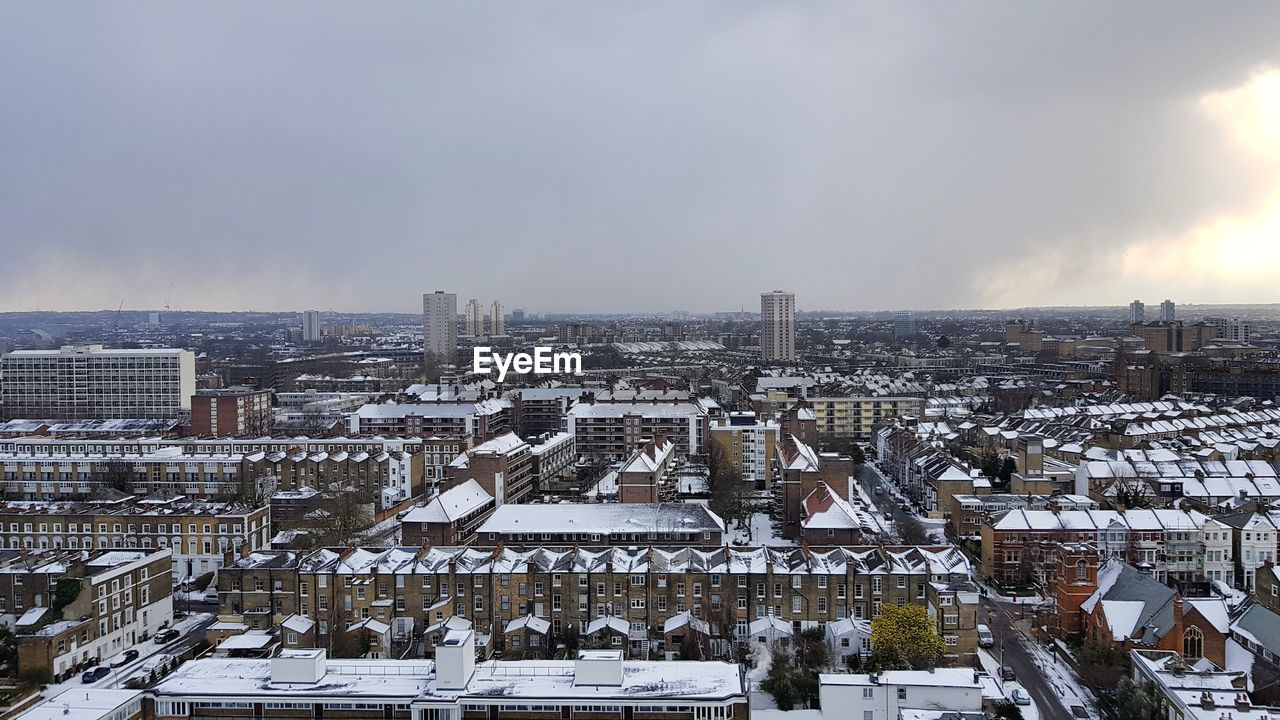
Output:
[{"xmin": 2, "ymin": 3, "xmax": 1280, "ymax": 313}]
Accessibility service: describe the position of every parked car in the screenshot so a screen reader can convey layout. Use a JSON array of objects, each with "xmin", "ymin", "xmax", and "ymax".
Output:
[
  {"xmin": 154, "ymin": 628, "xmax": 181, "ymax": 643},
  {"xmin": 125, "ymin": 654, "xmax": 178, "ymax": 688},
  {"xmin": 109, "ymin": 649, "xmax": 139, "ymax": 668},
  {"xmin": 1070, "ymin": 706, "xmax": 1092, "ymax": 720},
  {"xmin": 874, "ymin": 486, "xmax": 884, "ymax": 495},
  {"xmin": 202, "ymin": 589, "xmax": 219, "ymax": 603},
  {"xmin": 1000, "ymin": 666, "xmax": 1016, "ymax": 681},
  {"xmin": 1012, "ymin": 689, "xmax": 1031, "ymax": 706},
  {"xmin": 81, "ymin": 666, "xmax": 111, "ymax": 683}
]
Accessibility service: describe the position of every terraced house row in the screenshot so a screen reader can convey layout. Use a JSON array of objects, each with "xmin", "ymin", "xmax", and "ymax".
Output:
[
  {"xmin": 215, "ymin": 544, "xmax": 980, "ymax": 662},
  {"xmin": 0, "ymin": 436, "xmax": 425, "ymax": 505}
]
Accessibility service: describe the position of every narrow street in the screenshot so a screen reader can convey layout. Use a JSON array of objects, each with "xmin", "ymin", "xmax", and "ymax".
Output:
[
  {"xmin": 865, "ymin": 459, "xmax": 1081, "ymax": 720},
  {"xmin": 982, "ymin": 598, "xmax": 1072, "ymax": 720}
]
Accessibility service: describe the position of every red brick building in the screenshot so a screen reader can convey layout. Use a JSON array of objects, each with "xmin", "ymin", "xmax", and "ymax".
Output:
[{"xmin": 190, "ymin": 388, "xmax": 273, "ymax": 436}]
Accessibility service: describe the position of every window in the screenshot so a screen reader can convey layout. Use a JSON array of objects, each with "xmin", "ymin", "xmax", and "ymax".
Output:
[
  {"xmin": 897, "ymin": 689, "xmax": 907, "ymax": 701},
  {"xmin": 1076, "ymin": 560, "xmax": 1088, "ymax": 580},
  {"xmin": 1184, "ymin": 626, "xmax": 1204, "ymax": 659},
  {"xmin": 862, "ymin": 688, "xmax": 873, "ymax": 699}
]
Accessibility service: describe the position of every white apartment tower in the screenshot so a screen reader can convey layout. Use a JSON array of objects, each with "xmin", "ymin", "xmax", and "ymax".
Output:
[
  {"xmin": 1159, "ymin": 299, "xmax": 1176, "ymax": 322},
  {"xmin": 490, "ymin": 300, "xmax": 505, "ymax": 336},
  {"xmin": 464, "ymin": 298, "xmax": 484, "ymax": 337},
  {"xmin": 1205, "ymin": 316, "xmax": 1251, "ymax": 342},
  {"xmin": 1130, "ymin": 299, "xmax": 1146, "ymax": 323},
  {"xmin": 301, "ymin": 310, "xmax": 322, "ymax": 342},
  {"xmin": 422, "ymin": 291, "xmax": 458, "ymax": 362},
  {"xmin": 760, "ymin": 290, "xmax": 796, "ymax": 361},
  {"xmin": 0, "ymin": 345, "xmax": 195, "ymax": 421}
]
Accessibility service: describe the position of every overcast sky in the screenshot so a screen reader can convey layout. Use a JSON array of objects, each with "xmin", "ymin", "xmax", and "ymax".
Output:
[{"xmin": 2, "ymin": 3, "xmax": 1279, "ymax": 314}]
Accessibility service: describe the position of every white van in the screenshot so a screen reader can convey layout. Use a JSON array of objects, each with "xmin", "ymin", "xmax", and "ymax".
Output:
[{"xmin": 977, "ymin": 624, "xmax": 994, "ymax": 648}]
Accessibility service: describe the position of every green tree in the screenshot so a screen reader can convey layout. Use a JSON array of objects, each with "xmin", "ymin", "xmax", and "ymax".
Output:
[
  {"xmin": 760, "ymin": 628, "xmax": 830, "ymax": 710},
  {"xmin": 869, "ymin": 604, "xmax": 945, "ymax": 671},
  {"xmin": 980, "ymin": 452, "xmax": 1002, "ymax": 479}
]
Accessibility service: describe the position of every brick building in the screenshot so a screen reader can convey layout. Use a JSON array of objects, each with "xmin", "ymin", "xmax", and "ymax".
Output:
[
  {"xmin": 15, "ymin": 549, "xmax": 173, "ymax": 681},
  {"xmin": 0, "ymin": 498, "xmax": 269, "ymax": 580},
  {"xmin": 189, "ymin": 388, "xmax": 273, "ymax": 437},
  {"xmin": 442, "ymin": 433, "xmax": 532, "ymax": 506},
  {"xmin": 214, "ymin": 544, "xmax": 978, "ymax": 662}
]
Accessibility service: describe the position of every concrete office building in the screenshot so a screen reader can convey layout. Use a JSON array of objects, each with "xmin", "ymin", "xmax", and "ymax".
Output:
[
  {"xmin": 0, "ymin": 345, "xmax": 195, "ymax": 421},
  {"xmin": 422, "ymin": 292, "xmax": 458, "ymax": 363},
  {"xmin": 760, "ymin": 291, "xmax": 796, "ymax": 361}
]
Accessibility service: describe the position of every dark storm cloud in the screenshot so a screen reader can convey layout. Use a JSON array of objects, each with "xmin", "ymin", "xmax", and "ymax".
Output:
[{"xmin": 1, "ymin": 2, "xmax": 1278, "ymax": 313}]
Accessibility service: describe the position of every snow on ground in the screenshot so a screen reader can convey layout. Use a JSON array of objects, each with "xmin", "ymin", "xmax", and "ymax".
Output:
[
  {"xmin": 1007, "ymin": 683, "xmax": 1040, "ymax": 720},
  {"xmin": 1021, "ymin": 634, "xmax": 1097, "ymax": 711},
  {"xmin": 354, "ymin": 512, "xmax": 402, "ymax": 546},
  {"xmin": 753, "ymin": 711, "xmax": 821, "ymax": 720},
  {"xmin": 729, "ymin": 512, "xmax": 798, "ymax": 547},
  {"xmin": 40, "ymin": 613, "xmax": 213, "ymax": 699}
]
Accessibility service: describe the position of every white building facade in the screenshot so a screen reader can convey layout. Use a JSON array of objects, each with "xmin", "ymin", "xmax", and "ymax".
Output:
[{"xmin": 0, "ymin": 345, "xmax": 195, "ymax": 421}]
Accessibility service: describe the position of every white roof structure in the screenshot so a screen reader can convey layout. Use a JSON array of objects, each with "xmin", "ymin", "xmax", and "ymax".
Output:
[
  {"xmin": 282, "ymin": 615, "xmax": 316, "ymax": 634},
  {"xmin": 14, "ymin": 689, "xmax": 141, "ymax": 720},
  {"xmin": 218, "ymin": 631, "xmax": 277, "ymax": 651},
  {"xmin": 477, "ymin": 503, "xmax": 725, "ymax": 536},
  {"xmin": 585, "ymin": 616, "xmax": 630, "ymax": 636},
  {"xmin": 504, "ymin": 615, "xmax": 550, "ymax": 635},
  {"xmin": 402, "ymin": 481, "xmax": 493, "ymax": 524}
]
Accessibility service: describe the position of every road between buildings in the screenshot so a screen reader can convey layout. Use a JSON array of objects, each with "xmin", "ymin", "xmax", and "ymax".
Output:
[{"xmin": 981, "ymin": 598, "xmax": 1071, "ymax": 720}]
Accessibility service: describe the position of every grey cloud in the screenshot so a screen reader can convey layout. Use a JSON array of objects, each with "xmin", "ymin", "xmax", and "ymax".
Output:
[{"xmin": 1, "ymin": 2, "xmax": 1278, "ymax": 312}]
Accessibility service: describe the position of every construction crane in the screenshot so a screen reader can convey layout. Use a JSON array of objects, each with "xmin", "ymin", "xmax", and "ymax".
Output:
[{"xmin": 113, "ymin": 298, "xmax": 124, "ymax": 332}]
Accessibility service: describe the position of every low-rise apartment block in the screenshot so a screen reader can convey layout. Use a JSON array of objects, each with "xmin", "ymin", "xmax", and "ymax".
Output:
[
  {"xmin": 566, "ymin": 393, "xmax": 711, "ymax": 459},
  {"xmin": 442, "ymin": 433, "xmax": 532, "ymax": 505},
  {"xmin": 349, "ymin": 399, "xmax": 512, "ymax": 441},
  {"xmin": 708, "ymin": 412, "xmax": 778, "ymax": 489},
  {"xmin": 809, "ymin": 396, "xmax": 924, "ymax": 441},
  {"xmin": 189, "ymin": 387, "xmax": 273, "ymax": 436},
  {"xmin": 149, "ymin": 643, "xmax": 748, "ymax": 720}
]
